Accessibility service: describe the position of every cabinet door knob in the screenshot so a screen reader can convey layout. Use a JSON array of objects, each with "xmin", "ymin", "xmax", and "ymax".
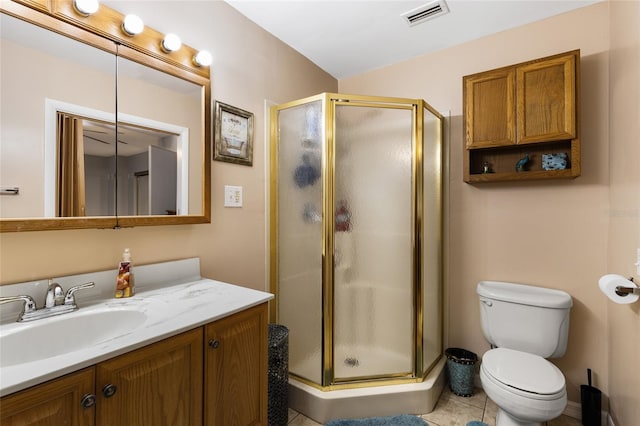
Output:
[
  {"xmin": 208, "ymin": 339, "xmax": 220, "ymax": 349},
  {"xmin": 102, "ymin": 384, "xmax": 118, "ymax": 398},
  {"xmin": 80, "ymin": 393, "xmax": 96, "ymax": 409}
]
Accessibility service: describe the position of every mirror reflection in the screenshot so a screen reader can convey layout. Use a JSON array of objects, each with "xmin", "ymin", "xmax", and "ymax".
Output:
[
  {"xmin": 1, "ymin": 12, "xmax": 115, "ymax": 219},
  {"xmin": 116, "ymin": 55, "xmax": 203, "ymax": 217},
  {"xmin": 56, "ymin": 115, "xmax": 183, "ymax": 217},
  {"xmin": 0, "ymin": 11, "xmax": 207, "ymax": 224}
]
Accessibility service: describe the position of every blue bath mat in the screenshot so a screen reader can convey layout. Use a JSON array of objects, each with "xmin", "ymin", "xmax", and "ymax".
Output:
[
  {"xmin": 325, "ymin": 414, "xmax": 428, "ymax": 426},
  {"xmin": 466, "ymin": 422, "xmax": 489, "ymax": 426}
]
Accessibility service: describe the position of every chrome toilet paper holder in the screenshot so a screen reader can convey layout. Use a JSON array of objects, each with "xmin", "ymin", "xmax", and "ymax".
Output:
[{"xmin": 615, "ymin": 277, "xmax": 640, "ymax": 297}]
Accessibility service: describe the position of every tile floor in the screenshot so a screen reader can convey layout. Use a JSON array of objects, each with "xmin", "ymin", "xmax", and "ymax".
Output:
[{"xmin": 286, "ymin": 387, "xmax": 582, "ymax": 426}]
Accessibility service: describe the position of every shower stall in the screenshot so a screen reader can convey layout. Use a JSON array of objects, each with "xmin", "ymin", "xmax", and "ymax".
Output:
[{"xmin": 270, "ymin": 93, "xmax": 444, "ymax": 422}]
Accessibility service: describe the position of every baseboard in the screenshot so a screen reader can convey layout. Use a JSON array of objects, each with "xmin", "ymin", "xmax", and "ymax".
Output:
[
  {"xmin": 564, "ymin": 400, "xmax": 611, "ymax": 425},
  {"xmin": 564, "ymin": 401, "xmax": 581, "ymax": 419}
]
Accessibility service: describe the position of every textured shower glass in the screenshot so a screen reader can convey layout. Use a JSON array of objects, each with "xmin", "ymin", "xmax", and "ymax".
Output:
[
  {"xmin": 333, "ymin": 104, "xmax": 414, "ymax": 380},
  {"xmin": 422, "ymin": 107, "xmax": 443, "ymax": 374},
  {"xmin": 276, "ymin": 100, "xmax": 323, "ymax": 384},
  {"xmin": 274, "ymin": 94, "xmax": 444, "ymax": 389}
]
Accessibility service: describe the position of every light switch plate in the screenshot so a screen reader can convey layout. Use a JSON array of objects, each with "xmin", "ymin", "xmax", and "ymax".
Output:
[{"xmin": 224, "ymin": 185, "xmax": 243, "ymax": 207}]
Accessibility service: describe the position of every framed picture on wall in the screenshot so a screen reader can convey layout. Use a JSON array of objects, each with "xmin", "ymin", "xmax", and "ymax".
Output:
[{"xmin": 214, "ymin": 101, "xmax": 254, "ymax": 166}]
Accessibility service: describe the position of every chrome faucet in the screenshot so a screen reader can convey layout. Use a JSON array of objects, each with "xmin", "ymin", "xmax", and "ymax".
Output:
[
  {"xmin": 0, "ymin": 281, "xmax": 95, "ymax": 322},
  {"xmin": 45, "ymin": 280, "xmax": 65, "ymax": 308}
]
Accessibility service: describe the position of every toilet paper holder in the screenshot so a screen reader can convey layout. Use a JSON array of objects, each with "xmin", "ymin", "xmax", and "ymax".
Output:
[{"xmin": 615, "ymin": 277, "xmax": 640, "ymax": 297}]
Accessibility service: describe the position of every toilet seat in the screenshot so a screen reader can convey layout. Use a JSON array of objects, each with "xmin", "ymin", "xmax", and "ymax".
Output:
[{"xmin": 482, "ymin": 348, "xmax": 565, "ymax": 400}]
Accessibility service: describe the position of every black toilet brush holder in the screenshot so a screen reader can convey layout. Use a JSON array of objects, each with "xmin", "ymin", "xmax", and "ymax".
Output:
[{"xmin": 580, "ymin": 368, "xmax": 601, "ymax": 426}]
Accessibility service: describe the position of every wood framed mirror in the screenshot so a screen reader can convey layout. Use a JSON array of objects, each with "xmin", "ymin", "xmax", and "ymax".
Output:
[{"xmin": 0, "ymin": 0, "xmax": 211, "ymax": 232}]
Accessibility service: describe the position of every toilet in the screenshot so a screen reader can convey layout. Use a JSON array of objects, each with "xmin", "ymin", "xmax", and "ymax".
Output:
[{"xmin": 477, "ymin": 281, "xmax": 573, "ymax": 426}]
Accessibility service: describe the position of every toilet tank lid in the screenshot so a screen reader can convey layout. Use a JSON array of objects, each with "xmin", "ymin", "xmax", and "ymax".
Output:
[{"xmin": 477, "ymin": 281, "xmax": 572, "ymax": 309}]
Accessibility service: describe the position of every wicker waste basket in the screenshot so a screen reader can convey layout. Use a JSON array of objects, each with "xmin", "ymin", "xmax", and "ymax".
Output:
[
  {"xmin": 445, "ymin": 347, "xmax": 478, "ymax": 397},
  {"xmin": 268, "ymin": 324, "xmax": 289, "ymax": 426}
]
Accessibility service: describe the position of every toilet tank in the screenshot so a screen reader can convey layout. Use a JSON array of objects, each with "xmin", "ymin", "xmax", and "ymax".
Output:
[{"xmin": 477, "ymin": 281, "xmax": 573, "ymax": 358}]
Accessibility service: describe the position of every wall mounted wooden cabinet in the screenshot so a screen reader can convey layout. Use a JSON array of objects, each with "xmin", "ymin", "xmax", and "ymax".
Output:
[{"xmin": 463, "ymin": 50, "xmax": 580, "ymax": 183}]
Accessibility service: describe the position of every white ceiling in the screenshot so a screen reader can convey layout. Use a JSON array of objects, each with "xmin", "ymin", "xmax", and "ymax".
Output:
[{"xmin": 225, "ymin": 0, "xmax": 602, "ymax": 79}]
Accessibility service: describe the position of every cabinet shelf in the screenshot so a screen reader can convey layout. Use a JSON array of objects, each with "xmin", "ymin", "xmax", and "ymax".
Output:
[
  {"xmin": 467, "ymin": 168, "xmax": 577, "ymax": 183},
  {"xmin": 465, "ymin": 139, "xmax": 580, "ymax": 183}
]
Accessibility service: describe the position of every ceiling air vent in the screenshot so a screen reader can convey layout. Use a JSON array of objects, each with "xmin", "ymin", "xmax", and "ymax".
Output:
[{"xmin": 401, "ymin": 0, "xmax": 449, "ymax": 27}]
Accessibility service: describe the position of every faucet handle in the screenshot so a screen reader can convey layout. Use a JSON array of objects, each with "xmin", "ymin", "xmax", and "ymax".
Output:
[
  {"xmin": 64, "ymin": 282, "xmax": 95, "ymax": 306},
  {"xmin": 0, "ymin": 295, "xmax": 38, "ymax": 321}
]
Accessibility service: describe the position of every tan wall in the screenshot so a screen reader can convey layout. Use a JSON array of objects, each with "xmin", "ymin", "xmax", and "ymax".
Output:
[
  {"xmin": 0, "ymin": 2, "xmax": 337, "ymax": 290},
  {"xmin": 607, "ymin": 1, "xmax": 640, "ymax": 424},
  {"xmin": 340, "ymin": 2, "xmax": 611, "ymax": 405}
]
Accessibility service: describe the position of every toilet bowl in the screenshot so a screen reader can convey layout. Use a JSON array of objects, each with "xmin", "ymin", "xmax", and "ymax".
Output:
[
  {"xmin": 476, "ymin": 281, "xmax": 573, "ymax": 426},
  {"xmin": 480, "ymin": 348, "xmax": 567, "ymax": 426}
]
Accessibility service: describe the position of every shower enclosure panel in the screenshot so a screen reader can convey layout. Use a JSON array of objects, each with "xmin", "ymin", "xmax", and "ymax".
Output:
[
  {"xmin": 273, "ymin": 99, "xmax": 325, "ymax": 385},
  {"xmin": 333, "ymin": 102, "xmax": 414, "ymax": 382},
  {"xmin": 271, "ymin": 93, "xmax": 443, "ymax": 391}
]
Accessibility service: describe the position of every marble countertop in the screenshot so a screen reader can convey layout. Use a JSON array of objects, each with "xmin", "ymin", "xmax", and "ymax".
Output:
[{"xmin": 0, "ymin": 278, "xmax": 273, "ymax": 397}]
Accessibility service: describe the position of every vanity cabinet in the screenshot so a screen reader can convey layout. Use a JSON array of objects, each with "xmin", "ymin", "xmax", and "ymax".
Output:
[
  {"xmin": 205, "ymin": 303, "xmax": 268, "ymax": 426},
  {"xmin": 0, "ymin": 368, "xmax": 95, "ymax": 426},
  {"xmin": 96, "ymin": 328, "xmax": 203, "ymax": 426},
  {"xmin": 0, "ymin": 303, "xmax": 268, "ymax": 426},
  {"xmin": 463, "ymin": 50, "xmax": 580, "ymax": 182}
]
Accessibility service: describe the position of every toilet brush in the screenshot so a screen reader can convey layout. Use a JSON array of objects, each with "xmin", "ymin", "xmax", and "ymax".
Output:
[{"xmin": 580, "ymin": 368, "xmax": 601, "ymax": 426}]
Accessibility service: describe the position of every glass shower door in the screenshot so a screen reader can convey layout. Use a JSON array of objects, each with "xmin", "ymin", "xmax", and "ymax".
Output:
[
  {"xmin": 275, "ymin": 99, "xmax": 324, "ymax": 385},
  {"xmin": 332, "ymin": 102, "xmax": 415, "ymax": 381},
  {"xmin": 421, "ymin": 105, "xmax": 443, "ymax": 375}
]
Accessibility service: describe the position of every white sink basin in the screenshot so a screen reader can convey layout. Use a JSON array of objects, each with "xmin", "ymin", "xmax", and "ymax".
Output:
[{"xmin": 0, "ymin": 308, "xmax": 147, "ymax": 367}]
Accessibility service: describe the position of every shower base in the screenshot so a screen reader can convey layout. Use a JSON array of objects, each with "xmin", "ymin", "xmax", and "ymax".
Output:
[{"xmin": 288, "ymin": 357, "xmax": 446, "ymax": 424}]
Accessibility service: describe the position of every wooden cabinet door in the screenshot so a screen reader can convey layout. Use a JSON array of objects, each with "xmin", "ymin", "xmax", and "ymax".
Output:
[
  {"xmin": 464, "ymin": 67, "xmax": 516, "ymax": 148},
  {"xmin": 516, "ymin": 52, "xmax": 576, "ymax": 143},
  {"xmin": 204, "ymin": 303, "xmax": 268, "ymax": 426},
  {"xmin": 0, "ymin": 368, "xmax": 95, "ymax": 426},
  {"xmin": 96, "ymin": 328, "xmax": 203, "ymax": 426}
]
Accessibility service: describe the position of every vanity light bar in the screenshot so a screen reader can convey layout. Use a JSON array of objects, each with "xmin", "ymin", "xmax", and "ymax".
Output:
[{"xmin": 67, "ymin": 1, "xmax": 211, "ymax": 75}]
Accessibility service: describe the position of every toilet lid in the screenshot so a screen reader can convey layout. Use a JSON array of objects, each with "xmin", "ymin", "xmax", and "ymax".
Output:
[{"xmin": 482, "ymin": 348, "xmax": 565, "ymax": 395}]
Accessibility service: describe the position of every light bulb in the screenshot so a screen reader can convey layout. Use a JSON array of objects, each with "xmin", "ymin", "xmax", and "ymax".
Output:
[
  {"xmin": 161, "ymin": 33, "xmax": 182, "ymax": 53},
  {"xmin": 193, "ymin": 50, "xmax": 212, "ymax": 67},
  {"xmin": 73, "ymin": 0, "xmax": 99, "ymax": 16},
  {"xmin": 122, "ymin": 14, "xmax": 144, "ymax": 36}
]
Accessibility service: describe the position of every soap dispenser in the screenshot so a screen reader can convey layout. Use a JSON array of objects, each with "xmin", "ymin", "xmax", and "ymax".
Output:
[{"xmin": 115, "ymin": 248, "xmax": 135, "ymax": 298}]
